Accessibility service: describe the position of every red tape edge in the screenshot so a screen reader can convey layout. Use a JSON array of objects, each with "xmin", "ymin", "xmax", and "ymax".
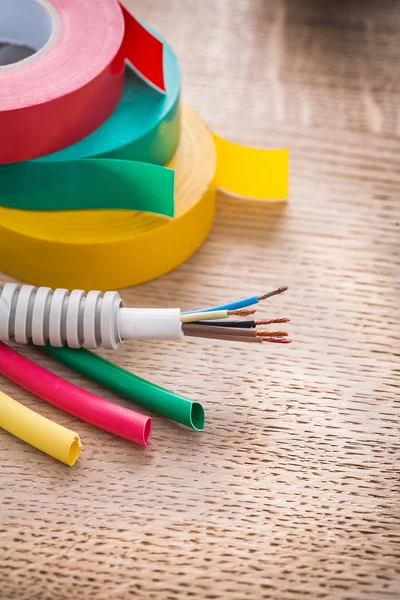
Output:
[{"xmin": 119, "ymin": 3, "xmax": 166, "ymax": 92}]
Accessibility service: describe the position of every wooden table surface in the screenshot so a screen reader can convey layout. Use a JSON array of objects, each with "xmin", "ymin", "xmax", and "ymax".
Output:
[{"xmin": 1, "ymin": 1, "xmax": 400, "ymax": 598}]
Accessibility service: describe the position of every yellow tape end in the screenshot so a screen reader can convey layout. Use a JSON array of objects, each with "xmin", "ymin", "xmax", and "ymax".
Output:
[{"xmin": 212, "ymin": 133, "xmax": 289, "ymax": 200}]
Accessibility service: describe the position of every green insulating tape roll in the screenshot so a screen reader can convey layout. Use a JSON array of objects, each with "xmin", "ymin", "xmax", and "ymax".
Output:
[
  {"xmin": 40, "ymin": 345, "xmax": 205, "ymax": 431},
  {"xmin": 0, "ymin": 30, "xmax": 181, "ymax": 216}
]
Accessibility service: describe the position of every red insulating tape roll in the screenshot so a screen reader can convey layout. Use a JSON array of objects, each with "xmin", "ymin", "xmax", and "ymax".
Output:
[{"xmin": 0, "ymin": 0, "xmax": 127, "ymax": 164}]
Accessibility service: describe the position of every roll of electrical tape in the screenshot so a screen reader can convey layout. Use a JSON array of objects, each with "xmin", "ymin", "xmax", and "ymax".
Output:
[
  {"xmin": 41, "ymin": 40, "xmax": 180, "ymax": 167},
  {"xmin": 0, "ymin": 105, "xmax": 217, "ymax": 289},
  {"xmin": 0, "ymin": 0, "xmax": 125, "ymax": 164},
  {"xmin": 0, "ymin": 33, "xmax": 180, "ymax": 215}
]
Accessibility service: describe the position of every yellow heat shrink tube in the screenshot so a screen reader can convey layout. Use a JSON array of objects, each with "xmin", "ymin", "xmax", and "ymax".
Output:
[{"xmin": 0, "ymin": 390, "xmax": 82, "ymax": 466}]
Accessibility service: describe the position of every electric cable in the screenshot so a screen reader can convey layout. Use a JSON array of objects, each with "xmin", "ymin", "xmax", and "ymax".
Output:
[{"xmin": 0, "ymin": 282, "xmax": 290, "ymax": 349}]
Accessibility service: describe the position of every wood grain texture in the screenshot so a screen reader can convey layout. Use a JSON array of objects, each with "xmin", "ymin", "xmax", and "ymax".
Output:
[{"xmin": 1, "ymin": 1, "xmax": 400, "ymax": 598}]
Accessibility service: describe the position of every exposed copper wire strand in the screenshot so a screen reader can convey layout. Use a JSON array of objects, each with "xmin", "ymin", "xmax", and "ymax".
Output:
[
  {"xmin": 257, "ymin": 286, "xmax": 288, "ymax": 301},
  {"xmin": 256, "ymin": 318, "xmax": 290, "ymax": 325},
  {"xmin": 228, "ymin": 309, "xmax": 257, "ymax": 317},
  {"xmin": 256, "ymin": 331, "xmax": 288, "ymax": 338},
  {"xmin": 262, "ymin": 338, "xmax": 292, "ymax": 344}
]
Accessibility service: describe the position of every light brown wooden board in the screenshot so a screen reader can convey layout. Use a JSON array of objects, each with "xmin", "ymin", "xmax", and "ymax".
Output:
[{"xmin": 1, "ymin": 1, "xmax": 399, "ymax": 598}]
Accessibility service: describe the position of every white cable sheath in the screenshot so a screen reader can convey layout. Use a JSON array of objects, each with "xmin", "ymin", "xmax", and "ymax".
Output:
[
  {"xmin": 0, "ymin": 282, "xmax": 183, "ymax": 349},
  {"xmin": 118, "ymin": 308, "xmax": 183, "ymax": 340}
]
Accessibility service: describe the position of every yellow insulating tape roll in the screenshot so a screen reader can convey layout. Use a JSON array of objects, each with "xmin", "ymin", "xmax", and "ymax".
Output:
[
  {"xmin": 0, "ymin": 105, "xmax": 288, "ymax": 290},
  {"xmin": 0, "ymin": 105, "xmax": 217, "ymax": 290},
  {"xmin": 0, "ymin": 390, "xmax": 82, "ymax": 466}
]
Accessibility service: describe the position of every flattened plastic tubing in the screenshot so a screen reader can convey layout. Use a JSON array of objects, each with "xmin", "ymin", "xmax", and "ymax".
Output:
[
  {"xmin": 41, "ymin": 345, "xmax": 205, "ymax": 431},
  {"xmin": 0, "ymin": 389, "xmax": 82, "ymax": 466},
  {"xmin": 0, "ymin": 342, "xmax": 151, "ymax": 447}
]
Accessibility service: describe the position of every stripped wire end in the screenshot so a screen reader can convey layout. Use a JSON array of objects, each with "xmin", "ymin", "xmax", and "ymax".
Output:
[
  {"xmin": 262, "ymin": 337, "xmax": 292, "ymax": 344},
  {"xmin": 256, "ymin": 331, "xmax": 288, "ymax": 338},
  {"xmin": 228, "ymin": 308, "xmax": 257, "ymax": 317},
  {"xmin": 257, "ymin": 286, "xmax": 288, "ymax": 301},
  {"xmin": 180, "ymin": 286, "xmax": 291, "ymax": 344},
  {"xmin": 256, "ymin": 318, "xmax": 290, "ymax": 325}
]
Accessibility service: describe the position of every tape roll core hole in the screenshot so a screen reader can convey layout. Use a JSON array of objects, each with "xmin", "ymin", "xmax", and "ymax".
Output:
[{"xmin": 0, "ymin": 0, "xmax": 53, "ymax": 66}]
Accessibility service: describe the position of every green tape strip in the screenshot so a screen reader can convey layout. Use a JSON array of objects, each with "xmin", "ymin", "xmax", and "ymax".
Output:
[
  {"xmin": 40, "ymin": 345, "xmax": 205, "ymax": 431},
  {"xmin": 0, "ymin": 160, "xmax": 174, "ymax": 216}
]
